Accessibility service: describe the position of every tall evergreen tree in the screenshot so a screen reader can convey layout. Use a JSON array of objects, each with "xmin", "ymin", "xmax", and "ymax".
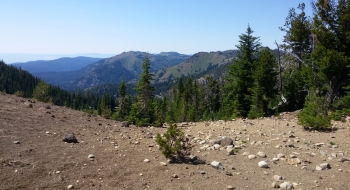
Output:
[
  {"xmin": 223, "ymin": 25, "xmax": 261, "ymax": 118},
  {"xmin": 311, "ymin": 0, "xmax": 350, "ymax": 103},
  {"xmin": 134, "ymin": 54, "xmax": 155, "ymax": 125},
  {"xmin": 248, "ymin": 48, "xmax": 278, "ymax": 118},
  {"xmin": 279, "ymin": 3, "xmax": 314, "ymax": 111},
  {"xmin": 117, "ymin": 78, "xmax": 130, "ymax": 120}
]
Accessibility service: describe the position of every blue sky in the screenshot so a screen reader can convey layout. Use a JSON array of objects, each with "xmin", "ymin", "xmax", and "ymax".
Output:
[{"xmin": 0, "ymin": 1, "xmax": 313, "ymax": 62}]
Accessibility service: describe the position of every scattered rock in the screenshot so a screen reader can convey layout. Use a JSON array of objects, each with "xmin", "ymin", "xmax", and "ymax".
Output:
[
  {"xmin": 211, "ymin": 161, "xmax": 223, "ymax": 170},
  {"xmin": 88, "ymin": 154, "xmax": 95, "ymax": 160},
  {"xmin": 199, "ymin": 171, "xmax": 205, "ymax": 175},
  {"xmin": 242, "ymin": 152, "xmax": 250, "ymax": 156},
  {"xmin": 213, "ymin": 137, "xmax": 234, "ymax": 147},
  {"xmin": 24, "ymin": 102, "xmax": 33, "ymax": 108},
  {"xmin": 248, "ymin": 154, "xmax": 256, "ymax": 160},
  {"xmin": 272, "ymin": 181, "xmax": 280, "ymax": 188},
  {"xmin": 213, "ymin": 144, "xmax": 221, "ymax": 150},
  {"xmin": 172, "ymin": 174, "xmax": 179, "ymax": 178},
  {"xmin": 225, "ymin": 171, "xmax": 233, "ymax": 176},
  {"xmin": 62, "ymin": 134, "xmax": 78, "ymax": 143},
  {"xmin": 319, "ymin": 163, "xmax": 331, "ymax": 170},
  {"xmin": 338, "ymin": 157, "xmax": 350, "ymax": 162},
  {"xmin": 13, "ymin": 141, "xmax": 20, "ymax": 144},
  {"xmin": 280, "ymin": 181, "xmax": 293, "ymax": 189},
  {"xmin": 160, "ymin": 162, "xmax": 167, "ymax": 166},
  {"xmin": 277, "ymin": 154, "xmax": 285, "ymax": 159},
  {"xmin": 257, "ymin": 152, "xmax": 266, "ymax": 158},
  {"xmin": 288, "ymin": 158, "xmax": 301, "ymax": 165},
  {"xmin": 258, "ymin": 161, "xmax": 269, "ymax": 168},
  {"xmin": 144, "ymin": 159, "xmax": 150, "ymax": 163},
  {"xmin": 121, "ymin": 121, "xmax": 130, "ymax": 127},
  {"xmin": 227, "ymin": 185, "xmax": 234, "ymax": 190},
  {"xmin": 273, "ymin": 175, "xmax": 283, "ymax": 181},
  {"xmin": 67, "ymin": 185, "xmax": 74, "ymax": 189}
]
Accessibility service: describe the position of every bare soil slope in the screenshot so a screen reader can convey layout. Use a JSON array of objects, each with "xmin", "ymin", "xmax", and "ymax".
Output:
[{"xmin": 1, "ymin": 94, "xmax": 350, "ymax": 190}]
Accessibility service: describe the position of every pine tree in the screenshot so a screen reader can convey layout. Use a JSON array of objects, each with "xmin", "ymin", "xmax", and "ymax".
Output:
[
  {"xmin": 279, "ymin": 3, "xmax": 314, "ymax": 111},
  {"xmin": 134, "ymin": 54, "xmax": 155, "ymax": 125},
  {"xmin": 32, "ymin": 81, "xmax": 51, "ymax": 103},
  {"xmin": 117, "ymin": 78, "xmax": 130, "ymax": 120},
  {"xmin": 248, "ymin": 48, "xmax": 278, "ymax": 118},
  {"xmin": 223, "ymin": 25, "xmax": 261, "ymax": 118},
  {"xmin": 311, "ymin": 0, "xmax": 350, "ymax": 102}
]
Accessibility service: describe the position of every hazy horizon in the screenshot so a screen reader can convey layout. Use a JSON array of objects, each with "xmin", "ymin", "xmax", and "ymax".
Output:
[{"xmin": 1, "ymin": 1, "xmax": 312, "ymax": 62}]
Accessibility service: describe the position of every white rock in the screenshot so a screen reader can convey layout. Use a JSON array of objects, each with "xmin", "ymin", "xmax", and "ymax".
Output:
[
  {"xmin": 160, "ymin": 162, "xmax": 167, "ymax": 166},
  {"xmin": 248, "ymin": 154, "xmax": 256, "ymax": 160},
  {"xmin": 144, "ymin": 159, "xmax": 150, "ymax": 163},
  {"xmin": 213, "ymin": 144, "xmax": 221, "ymax": 150},
  {"xmin": 316, "ymin": 166, "xmax": 323, "ymax": 171},
  {"xmin": 277, "ymin": 153, "xmax": 285, "ymax": 159},
  {"xmin": 67, "ymin": 185, "xmax": 74, "ymax": 189},
  {"xmin": 211, "ymin": 161, "xmax": 223, "ymax": 169},
  {"xmin": 279, "ymin": 181, "xmax": 293, "ymax": 189},
  {"xmin": 199, "ymin": 140, "xmax": 206, "ymax": 145},
  {"xmin": 258, "ymin": 161, "xmax": 269, "ymax": 168},
  {"xmin": 88, "ymin": 154, "xmax": 95, "ymax": 159},
  {"xmin": 319, "ymin": 163, "xmax": 330, "ymax": 170},
  {"xmin": 272, "ymin": 158, "xmax": 279, "ymax": 161}
]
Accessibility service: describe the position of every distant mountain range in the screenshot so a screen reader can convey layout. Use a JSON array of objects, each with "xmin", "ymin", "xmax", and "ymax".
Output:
[
  {"xmin": 12, "ymin": 50, "xmax": 243, "ymax": 95},
  {"xmin": 12, "ymin": 57, "xmax": 102, "ymax": 73}
]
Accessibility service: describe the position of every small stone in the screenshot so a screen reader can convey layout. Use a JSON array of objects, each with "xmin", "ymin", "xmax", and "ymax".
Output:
[
  {"xmin": 13, "ymin": 141, "xmax": 20, "ymax": 144},
  {"xmin": 316, "ymin": 166, "xmax": 323, "ymax": 171},
  {"xmin": 277, "ymin": 154, "xmax": 285, "ymax": 159},
  {"xmin": 227, "ymin": 185, "xmax": 234, "ymax": 190},
  {"xmin": 288, "ymin": 158, "xmax": 301, "ymax": 165},
  {"xmin": 319, "ymin": 163, "xmax": 330, "ymax": 170},
  {"xmin": 62, "ymin": 134, "xmax": 78, "ymax": 143},
  {"xmin": 199, "ymin": 171, "xmax": 205, "ymax": 175},
  {"xmin": 160, "ymin": 162, "xmax": 167, "ymax": 166},
  {"xmin": 199, "ymin": 140, "xmax": 206, "ymax": 145},
  {"xmin": 211, "ymin": 161, "xmax": 223, "ymax": 170},
  {"xmin": 67, "ymin": 185, "xmax": 74, "ymax": 189},
  {"xmin": 172, "ymin": 174, "xmax": 179, "ymax": 178},
  {"xmin": 213, "ymin": 144, "xmax": 221, "ymax": 150},
  {"xmin": 273, "ymin": 175, "xmax": 282, "ymax": 181},
  {"xmin": 272, "ymin": 181, "xmax": 280, "ymax": 188},
  {"xmin": 213, "ymin": 136, "xmax": 234, "ymax": 147},
  {"xmin": 242, "ymin": 152, "xmax": 250, "ymax": 156},
  {"xmin": 88, "ymin": 154, "xmax": 95, "ymax": 159},
  {"xmin": 258, "ymin": 161, "xmax": 269, "ymax": 168},
  {"xmin": 275, "ymin": 144, "xmax": 282, "ymax": 148},
  {"xmin": 248, "ymin": 154, "xmax": 256, "ymax": 159},
  {"xmin": 225, "ymin": 171, "xmax": 233, "ymax": 176},
  {"xmin": 144, "ymin": 159, "xmax": 150, "ymax": 163},
  {"xmin": 257, "ymin": 152, "xmax": 267, "ymax": 158},
  {"xmin": 272, "ymin": 158, "xmax": 279, "ymax": 161},
  {"xmin": 279, "ymin": 181, "xmax": 293, "ymax": 189}
]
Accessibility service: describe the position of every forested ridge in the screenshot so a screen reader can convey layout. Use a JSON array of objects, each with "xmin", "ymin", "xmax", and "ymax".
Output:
[{"xmin": 1, "ymin": 0, "xmax": 349, "ymax": 129}]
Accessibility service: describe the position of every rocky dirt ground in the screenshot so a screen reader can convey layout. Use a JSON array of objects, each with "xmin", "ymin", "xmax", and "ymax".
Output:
[{"xmin": 1, "ymin": 93, "xmax": 350, "ymax": 190}]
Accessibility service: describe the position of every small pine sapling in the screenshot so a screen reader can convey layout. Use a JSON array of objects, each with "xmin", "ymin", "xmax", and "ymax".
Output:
[{"xmin": 155, "ymin": 124, "xmax": 192, "ymax": 161}]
